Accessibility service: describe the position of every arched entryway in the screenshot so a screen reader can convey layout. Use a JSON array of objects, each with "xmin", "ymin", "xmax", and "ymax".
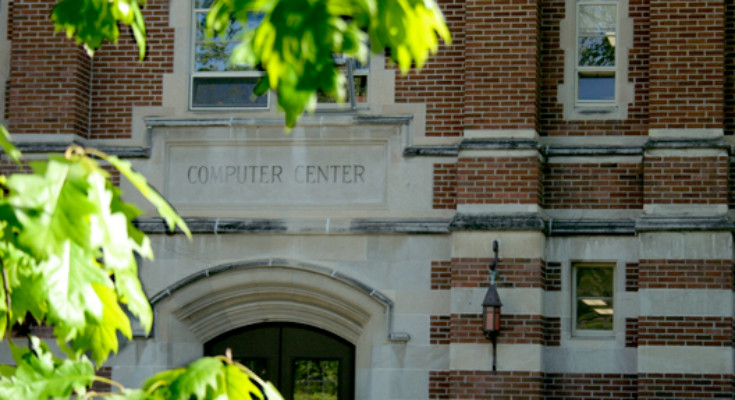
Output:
[{"xmin": 205, "ymin": 323, "xmax": 355, "ymax": 400}]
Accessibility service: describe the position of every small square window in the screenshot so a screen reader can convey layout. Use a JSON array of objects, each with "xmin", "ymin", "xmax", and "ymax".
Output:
[{"xmin": 573, "ymin": 263, "xmax": 614, "ymax": 334}]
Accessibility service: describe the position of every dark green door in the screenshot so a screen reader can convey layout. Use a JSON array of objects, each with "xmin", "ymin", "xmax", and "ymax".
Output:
[{"xmin": 205, "ymin": 323, "xmax": 355, "ymax": 400}]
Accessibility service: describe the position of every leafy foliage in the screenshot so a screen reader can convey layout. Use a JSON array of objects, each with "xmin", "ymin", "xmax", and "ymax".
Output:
[
  {"xmin": 52, "ymin": 0, "xmax": 147, "ymax": 60},
  {"xmin": 51, "ymin": 0, "xmax": 451, "ymax": 127},
  {"xmin": 0, "ymin": 338, "xmax": 96, "ymax": 399},
  {"xmin": 0, "ymin": 136, "xmax": 281, "ymax": 399}
]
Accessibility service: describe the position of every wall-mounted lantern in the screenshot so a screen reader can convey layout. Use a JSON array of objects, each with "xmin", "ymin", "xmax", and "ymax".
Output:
[{"xmin": 481, "ymin": 240, "xmax": 502, "ymax": 374}]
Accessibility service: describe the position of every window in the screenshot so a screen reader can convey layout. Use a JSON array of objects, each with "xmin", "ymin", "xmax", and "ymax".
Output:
[
  {"xmin": 317, "ymin": 57, "xmax": 369, "ymax": 105},
  {"xmin": 191, "ymin": 0, "xmax": 267, "ymax": 109},
  {"xmin": 560, "ymin": 0, "xmax": 632, "ymax": 119},
  {"xmin": 576, "ymin": 1, "xmax": 617, "ymax": 103},
  {"xmin": 573, "ymin": 263, "xmax": 614, "ymax": 335}
]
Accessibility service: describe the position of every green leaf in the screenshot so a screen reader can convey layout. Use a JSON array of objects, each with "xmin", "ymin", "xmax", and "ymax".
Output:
[
  {"xmin": 7, "ymin": 159, "xmax": 97, "ymax": 258},
  {"xmin": 143, "ymin": 367, "xmax": 186, "ymax": 392},
  {"xmin": 0, "ymin": 366, "xmax": 14, "ymax": 380},
  {"xmin": 93, "ymin": 152, "xmax": 191, "ymax": 239},
  {"xmin": 51, "ymin": 0, "xmax": 148, "ymax": 59},
  {"xmin": 0, "ymin": 125, "xmax": 21, "ymax": 166},
  {"xmin": 222, "ymin": 364, "xmax": 265, "ymax": 400},
  {"xmin": 71, "ymin": 284, "xmax": 133, "ymax": 365},
  {"xmin": 40, "ymin": 241, "xmax": 110, "ymax": 336},
  {"xmin": 131, "ymin": 1, "xmax": 148, "ymax": 61},
  {"xmin": 262, "ymin": 381, "xmax": 285, "ymax": 400},
  {"xmin": 168, "ymin": 357, "xmax": 223, "ymax": 400},
  {"xmin": 86, "ymin": 169, "xmax": 153, "ymax": 333},
  {"xmin": 0, "ymin": 338, "xmax": 96, "ymax": 399}
]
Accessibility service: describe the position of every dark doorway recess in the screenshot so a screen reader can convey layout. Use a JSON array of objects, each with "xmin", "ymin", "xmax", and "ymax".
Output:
[{"xmin": 205, "ymin": 323, "xmax": 355, "ymax": 400}]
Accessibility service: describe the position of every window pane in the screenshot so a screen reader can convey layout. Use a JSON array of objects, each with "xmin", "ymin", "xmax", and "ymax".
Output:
[
  {"xmin": 578, "ymin": 75, "xmax": 615, "ymax": 101},
  {"xmin": 576, "ymin": 267, "xmax": 613, "ymax": 297},
  {"xmin": 579, "ymin": 4, "xmax": 616, "ymax": 36},
  {"xmin": 575, "ymin": 266, "xmax": 614, "ymax": 331},
  {"xmin": 192, "ymin": 77, "xmax": 268, "ymax": 107},
  {"xmin": 577, "ymin": 298, "xmax": 613, "ymax": 330},
  {"xmin": 578, "ymin": 36, "xmax": 615, "ymax": 66},
  {"xmin": 196, "ymin": 43, "xmax": 258, "ymax": 72},
  {"xmin": 293, "ymin": 360, "xmax": 339, "ymax": 400}
]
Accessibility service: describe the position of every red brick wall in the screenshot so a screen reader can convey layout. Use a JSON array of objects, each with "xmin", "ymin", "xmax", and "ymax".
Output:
[
  {"xmin": 7, "ymin": 0, "xmax": 91, "ymax": 137},
  {"xmin": 3, "ymin": 80, "xmax": 8, "ymax": 121},
  {"xmin": 638, "ymin": 373, "xmax": 733, "ymax": 400},
  {"xmin": 431, "ymin": 260, "xmax": 452, "ymax": 290},
  {"xmin": 725, "ymin": 0, "xmax": 735, "ymax": 135},
  {"xmin": 457, "ymin": 157, "xmax": 541, "ymax": 205},
  {"xmin": 638, "ymin": 316, "xmax": 732, "ymax": 347},
  {"xmin": 441, "ymin": 371, "xmax": 544, "ymax": 399},
  {"xmin": 433, "ymin": 163, "xmax": 457, "ymax": 209},
  {"xmin": 538, "ymin": 0, "xmax": 650, "ymax": 136},
  {"xmin": 626, "ymin": 262, "xmax": 639, "ymax": 292},
  {"xmin": 6, "ymin": 0, "xmax": 13, "ymax": 41},
  {"xmin": 544, "ymin": 374, "xmax": 638, "ymax": 400},
  {"xmin": 545, "ymin": 316, "xmax": 561, "ymax": 346},
  {"xmin": 626, "ymin": 318, "xmax": 638, "ymax": 348},
  {"xmin": 463, "ymin": 0, "xmax": 539, "ymax": 131},
  {"xmin": 428, "ymin": 370, "xmax": 451, "ymax": 399},
  {"xmin": 644, "ymin": 156, "xmax": 728, "ymax": 205},
  {"xmin": 450, "ymin": 313, "xmax": 544, "ymax": 344},
  {"xmin": 638, "ymin": 259, "xmax": 732, "ymax": 289},
  {"xmin": 394, "ymin": 0, "xmax": 464, "ymax": 137},
  {"xmin": 545, "ymin": 261, "xmax": 561, "ymax": 291},
  {"xmin": 432, "ymin": 372, "xmax": 733, "ymax": 399},
  {"xmin": 89, "ymin": 0, "xmax": 174, "ymax": 139},
  {"xmin": 430, "ymin": 315, "xmax": 451, "ymax": 345},
  {"xmin": 544, "ymin": 162, "xmax": 643, "ymax": 209},
  {"xmin": 648, "ymin": 0, "xmax": 724, "ymax": 129},
  {"xmin": 451, "ymin": 258, "xmax": 545, "ymax": 289}
]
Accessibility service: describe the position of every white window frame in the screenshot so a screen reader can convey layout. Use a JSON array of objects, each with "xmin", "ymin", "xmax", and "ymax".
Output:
[
  {"xmin": 575, "ymin": 0, "xmax": 618, "ymax": 105},
  {"xmin": 572, "ymin": 262, "xmax": 615, "ymax": 337},
  {"xmin": 189, "ymin": 3, "xmax": 269, "ymax": 111},
  {"xmin": 559, "ymin": 0, "xmax": 633, "ymax": 120}
]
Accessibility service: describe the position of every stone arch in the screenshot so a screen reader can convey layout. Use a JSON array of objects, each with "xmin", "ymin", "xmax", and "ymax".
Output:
[{"xmin": 149, "ymin": 258, "xmax": 408, "ymax": 345}]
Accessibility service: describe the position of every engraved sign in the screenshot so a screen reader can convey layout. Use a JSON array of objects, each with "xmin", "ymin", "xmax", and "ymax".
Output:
[{"xmin": 165, "ymin": 141, "xmax": 388, "ymax": 207}]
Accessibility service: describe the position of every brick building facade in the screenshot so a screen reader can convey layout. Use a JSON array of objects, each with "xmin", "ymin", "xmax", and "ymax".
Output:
[{"xmin": 1, "ymin": 0, "xmax": 735, "ymax": 398}]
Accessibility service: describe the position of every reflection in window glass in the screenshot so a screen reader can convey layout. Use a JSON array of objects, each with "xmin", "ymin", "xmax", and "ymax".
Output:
[
  {"xmin": 578, "ymin": 75, "xmax": 615, "ymax": 100},
  {"xmin": 191, "ymin": 5, "xmax": 266, "ymax": 108},
  {"xmin": 293, "ymin": 360, "xmax": 339, "ymax": 400},
  {"xmin": 579, "ymin": 4, "xmax": 616, "ymax": 35},
  {"xmin": 576, "ymin": 2, "xmax": 616, "ymax": 102},
  {"xmin": 575, "ymin": 264, "xmax": 614, "ymax": 330},
  {"xmin": 192, "ymin": 77, "xmax": 267, "ymax": 108},
  {"xmin": 578, "ymin": 36, "xmax": 615, "ymax": 67}
]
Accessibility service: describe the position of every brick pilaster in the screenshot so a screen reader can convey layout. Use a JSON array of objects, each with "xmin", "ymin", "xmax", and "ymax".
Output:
[
  {"xmin": 464, "ymin": 0, "xmax": 539, "ymax": 130},
  {"xmin": 7, "ymin": 0, "xmax": 90, "ymax": 136},
  {"xmin": 648, "ymin": 0, "xmax": 724, "ymax": 129}
]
